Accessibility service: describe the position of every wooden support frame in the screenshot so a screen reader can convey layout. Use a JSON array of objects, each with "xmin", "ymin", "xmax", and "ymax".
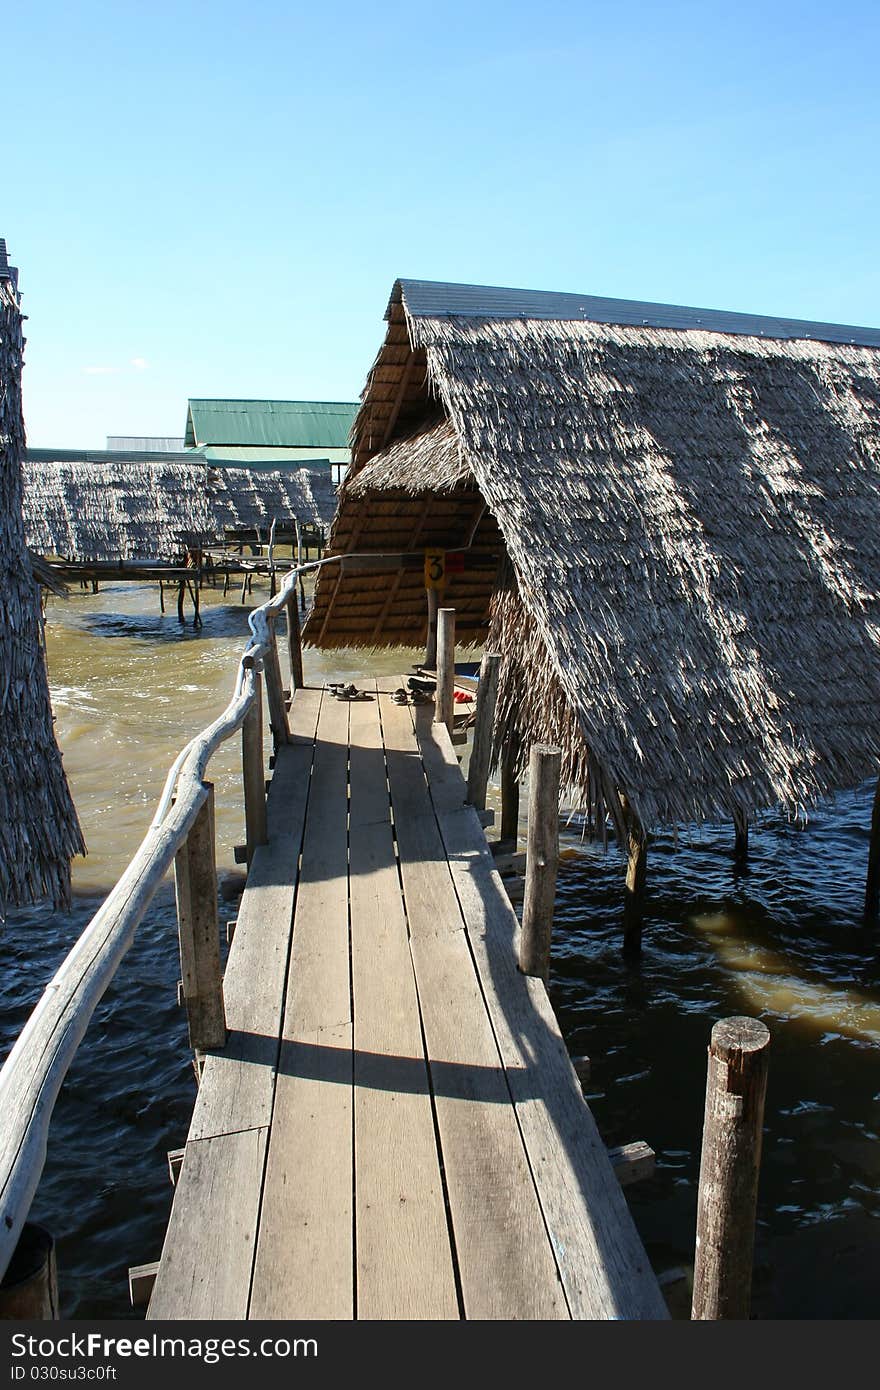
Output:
[{"xmin": 173, "ymin": 784, "xmax": 227, "ymax": 1053}]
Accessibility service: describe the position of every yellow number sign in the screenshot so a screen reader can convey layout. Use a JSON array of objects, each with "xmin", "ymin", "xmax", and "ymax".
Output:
[{"xmin": 424, "ymin": 548, "xmax": 445, "ymax": 590}]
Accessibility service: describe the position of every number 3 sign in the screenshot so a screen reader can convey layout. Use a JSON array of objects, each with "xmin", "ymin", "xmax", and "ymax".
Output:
[{"xmin": 424, "ymin": 548, "xmax": 445, "ymax": 590}]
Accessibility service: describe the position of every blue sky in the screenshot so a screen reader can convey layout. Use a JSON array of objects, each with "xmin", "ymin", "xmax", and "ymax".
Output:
[{"xmin": 6, "ymin": 0, "xmax": 880, "ymax": 446}]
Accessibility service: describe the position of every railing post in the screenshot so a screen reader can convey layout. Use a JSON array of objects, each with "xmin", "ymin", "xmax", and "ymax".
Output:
[
  {"xmin": 263, "ymin": 616, "xmax": 290, "ymax": 746},
  {"xmin": 425, "ymin": 586, "xmax": 438, "ymax": 668},
  {"xmin": 242, "ymin": 670, "xmax": 268, "ymax": 865},
  {"xmin": 519, "ymin": 744, "xmax": 561, "ymax": 982},
  {"xmin": 174, "ymin": 783, "xmax": 226, "ymax": 1054},
  {"xmin": 285, "ymin": 590, "xmax": 304, "ymax": 693},
  {"xmin": 435, "ymin": 607, "xmax": 455, "ymax": 736},
  {"xmin": 500, "ymin": 735, "xmax": 520, "ymax": 845},
  {"xmin": 466, "ymin": 651, "xmax": 500, "ymax": 811},
  {"xmin": 691, "ymin": 1016, "xmax": 770, "ymax": 1320}
]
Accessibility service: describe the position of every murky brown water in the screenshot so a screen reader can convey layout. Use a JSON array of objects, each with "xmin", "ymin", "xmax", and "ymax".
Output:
[{"xmin": 2, "ymin": 576, "xmax": 879, "ymax": 1318}]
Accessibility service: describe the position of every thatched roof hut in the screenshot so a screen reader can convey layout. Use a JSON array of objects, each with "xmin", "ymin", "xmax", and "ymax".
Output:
[
  {"xmin": 306, "ymin": 278, "xmax": 880, "ymax": 840},
  {"xmin": 0, "ymin": 242, "xmax": 85, "ymax": 908},
  {"xmin": 22, "ymin": 456, "xmax": 336, "ymax": 562}
]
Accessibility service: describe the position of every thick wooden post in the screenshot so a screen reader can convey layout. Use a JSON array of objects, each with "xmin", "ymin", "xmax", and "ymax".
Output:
[
  {"xmin": 622, "ymin": 809, "xmax": 648, "ymax": 959},
  {"xmin": 174, "ymin": 784, "xmax": 226, "ymax": 1053},
  {"xmin": 733, "ymin": 807, "xmax": 749, "ymax": 861},
  {"xmin": 519, "ymin": 744, "xmax": 561, "ymax": 981},
  {"xmin": 435, "ymin": 607, "xmax": 455, "ymax": 736},
  {"xmin": 466, "ymin": 651, "xmax": 500, "ymax": 810},
  {"xmin": 691, "ymin": 1016, "xmax": 770, "ymax": 1320},
  {"xmin": 500, "ymin": 736, "xmax": 520, "ymax": 844},
  {"xmin": 0, "ymin": 1224, "xmax": 58, "ymax": 1319},
  {"xmin": 865, "ymin": 774, "xmax": 880, "ymax": 918},
  {"xmin": 263, "ymin": 618, "xmax": 290, "ymax": 746},
  {"xmin": 242, "ymin": 672, "xmax": 268, "ymax": 865},
  {"xmin": 425, "ymin": 586, "xmax": 439, "ymax": 668},
  {"xmin": 285, "ymin": 592, "xmax": 304, "ymax": 692}
]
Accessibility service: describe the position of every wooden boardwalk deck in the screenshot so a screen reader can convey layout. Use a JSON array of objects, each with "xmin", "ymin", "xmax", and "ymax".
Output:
[{"xmin": 147, "ymin": 679, "xmax": 668, "ymax": 1321}]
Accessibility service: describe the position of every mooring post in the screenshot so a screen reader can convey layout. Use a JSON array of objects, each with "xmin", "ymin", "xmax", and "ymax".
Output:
[
  {"xmin": 865, "ymin": 773, "xmax": 880, "ymax": 918},
  {"xmin": 435, "ymin": 607, "xmax": 456, "ymax": 736},
  {"xmin": 425, "ymin": 586, "xmax": 439, "ymax": 669},
  {"xmin": 173, "ymin": 783, "xmax": 227, "ymax": 1053},
  {"xmin": 622, "ymin": 806, "xmax": 648, "ymax": 959},
  {"xmin": 263, "ymin": 617, "xmax": 291, "ymax": 746},
  {"xmin": 285, "ymin": 591, "xmax": 304, "ymax": 692},
  {"xmin": 0, "ymin": 1223, "xmax": 58, "ymax": 1319},
  {"xmin": 466, "ymin": 651, "xmax": 501, "ymax": 811},
  {"xmin": 519, "ymin": 744, "xmax": 562, "ymax": 981},
  {"xmin": 691, "ymin": 1016, "xmax": 770, "ymax": 1320},
  {"xmin": 242, "ymin": 669, "xmax": 268, "ymax": 865}
]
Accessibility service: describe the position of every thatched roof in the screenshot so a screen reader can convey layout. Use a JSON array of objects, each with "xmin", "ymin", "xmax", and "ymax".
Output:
[
  {"xmin": 307, "ymin": 277, "xmax": 880, "ymax": 832},
  {"xmin": 22, "ymin": 458, "xmax": 335, "ymax": 562},
  {"xmin": 0, "ymin": 244, "xmax": 85, "ymax": 908}
]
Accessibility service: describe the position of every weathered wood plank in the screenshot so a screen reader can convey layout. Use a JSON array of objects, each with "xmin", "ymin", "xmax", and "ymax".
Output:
[
  {"xmin": 250, "ymin": 689, "xmax": 353, "ymax": 1319},
  {"xmin": 350, "ymin": 686, "xmax": 458, "ymax": 1320},
  {"xmin": 148, "ymin": 1128, "xmax": 268, "ymax": 1320},
  {"xmin": 380, "ymin": 688, "xmax": 568, "ymax": 1320}
]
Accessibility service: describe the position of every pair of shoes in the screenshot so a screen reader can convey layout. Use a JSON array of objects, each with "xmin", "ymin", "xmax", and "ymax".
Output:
[
  {"xmin": 331, "ymin": 682, "xmax": 370, "ymax": 701},
  {"xmin": 408, "ymin": 676, "xmax": 436, "ymax": 694}
]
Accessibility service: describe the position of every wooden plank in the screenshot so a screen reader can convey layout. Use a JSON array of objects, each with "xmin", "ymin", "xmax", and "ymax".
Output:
[
  {"xmin": 188, "ymin": 688, "xmax": 321, "ymax": 1142},
  {"xmin": 349, "ymin": 685, "xmax": 458, "ymax": 1320},
  {"xmin": 411, "ymin": 704, "xmax": 669, "ymax": 1320},
  {"xmin": 250, "ymin": 689, "xmax": 353, "ymax": 1319},
  {"xmin": 148, "ymin": 1129, "xmax": 267, "ymax": 1320},
  {"xmin": 380, "ymin": 687, "xmax": 568, "ymax": 1320}
]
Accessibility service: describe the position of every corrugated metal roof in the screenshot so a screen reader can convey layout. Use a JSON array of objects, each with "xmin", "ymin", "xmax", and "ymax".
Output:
[
  {"xmin": 27, "ymin": 447, "xmax": 203, "ymax": 465},
  {"xmin": 392, "ymin": 279, "xmax": 880, "ymax": 348},
  {"xmin": 106, "ymin": 436, "xmax": 186, "ymax": 452},
  {"xmin": 184, "ymin": 399, "xmax": 358, "ymax": 449}
]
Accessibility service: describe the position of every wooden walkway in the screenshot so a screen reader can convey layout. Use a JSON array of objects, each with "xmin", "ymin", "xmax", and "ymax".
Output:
[{"xmin": 148, "ymin": 679, "xmax": 667, "ymax": 1320}]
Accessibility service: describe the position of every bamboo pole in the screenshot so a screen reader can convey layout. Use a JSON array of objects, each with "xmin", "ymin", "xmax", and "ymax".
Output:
[
  {"xmin": 173, "ymin": 784, "xmax": 226, "ymax": 1053},
  {"xmin": 691, "ymin": 1016, "xmax": 770, "ymax": 1320},
  {"xmin": 285, "ymin": 593, "xmax": 304, "ymax": 692},
  {"xmin": 865, "ymin": 773, "xmax": 880, "ymax": 918},
  {"xmin": 435, "ymin": 608, "xmax": 455, "ymax": 736},
  {"xmin": 466, "ymin": 652, "xmax": 501, "ymax": 811},
  {"xmin": 242, "ymin": 673, "xmax": 268, "ymax": 865},
  {"xmin": 519, "ymin": 744, "xmax": 561, "ymax": 982}
]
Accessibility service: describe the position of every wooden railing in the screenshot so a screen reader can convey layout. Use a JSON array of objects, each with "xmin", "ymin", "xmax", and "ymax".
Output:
[{"xmin": 0, "ymin": 562, "xmax": 322, "ymax": 1282}]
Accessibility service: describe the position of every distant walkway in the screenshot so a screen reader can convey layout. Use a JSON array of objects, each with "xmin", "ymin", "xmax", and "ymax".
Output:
[{"xmin": 148, "ymin": 679, "xmax": 667, "ymax": 1320}]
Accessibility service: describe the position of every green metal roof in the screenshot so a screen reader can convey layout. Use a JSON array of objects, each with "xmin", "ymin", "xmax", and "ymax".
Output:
[{"xmin": 184, "ymin": 399, "xmax": 358, "ymax": 450}]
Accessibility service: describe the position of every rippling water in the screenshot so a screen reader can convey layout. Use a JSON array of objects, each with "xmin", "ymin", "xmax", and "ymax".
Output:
[{"xmin": 2, "ymin": 579, "xmax": 879, "ymax": 1318}]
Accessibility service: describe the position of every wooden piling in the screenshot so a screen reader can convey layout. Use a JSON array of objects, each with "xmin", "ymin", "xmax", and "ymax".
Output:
[
  {"xmin": 435, "ymin": 607, "xmax": 455, "ymax": 736},
  {"xmin": 691, "ymin": 1016, "xmax": 770, "ymax": 1320},
  {"xmin": 242, "ymin": 672, "xmax": 268, "ymax": 865},
  {"xmin": 263, "ymin": 619, "xmax": 291, "ymax": 746},
  {"xmin": 466, "ymin": 651, "xmax": 500, "ymax": 811},
  {"xmin": 622, "ymin": 810, "xmax": 648, "ymax": 959},
  {"xmin": 865, "ymin": 773, "xmax": 880, "ymax": 918},
  {"xmin": 500, "ymin": 737, "xmax": 520, "ymax": 844},
  {"xmin": 424, "ymin": 586, "xmax": 439, "ymax": 669},
  {"xmin": 519, "ymin": 744, "xmax": 561, "ymax": 982},
  {"xmin": 0, "ymin": 1223, "xmax": 58, "ymax": 1319},
  {"xmin": 173, "ymin": 784, "xmax": 227, "ymax": 1053},
  {"xmin": 733, "ymin": 807, "xmax": 749, "ymax": 861},
  {"xmin": 285, "ymin": 592, "xmax": 304, "ymax": 692}
]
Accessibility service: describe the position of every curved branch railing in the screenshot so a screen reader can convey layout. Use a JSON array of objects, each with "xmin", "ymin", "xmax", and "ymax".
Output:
[{"xmin": 0, "ymin": 556, "xmax": 336, "ymax": 1281}]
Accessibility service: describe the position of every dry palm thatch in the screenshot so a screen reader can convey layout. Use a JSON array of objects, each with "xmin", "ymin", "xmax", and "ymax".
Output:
[
  {"xmin": 309, "ymin": 278, "xmax": 880, "ymax": 833},
  {"xmin": 22, "ymin": 458, "xmax": 336, "ymax": 563},
  {"xmin": 0, "ymin": 246, "xmax": 85, "ymax": 909}
]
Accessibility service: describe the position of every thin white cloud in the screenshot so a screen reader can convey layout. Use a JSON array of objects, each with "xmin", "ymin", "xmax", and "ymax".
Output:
[{"xmin": 131, "ymin": 357, "xmax": 148, "ymax": 370}]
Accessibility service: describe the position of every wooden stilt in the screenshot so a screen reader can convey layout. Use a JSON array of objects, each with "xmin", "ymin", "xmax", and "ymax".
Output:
[
  {"xmin": 0, "ymin": 1223, "xmax": 58, "ymax": 1319},
  {"xmin": 159, "ymin": 577, "xmax": 165, "ymax": 614},
  {"xmin": 519, "ymin": 744, "xmax": 561, "ymax": 982},
  {"xmin": 692, "ymin": 1017, "xmax": 770, "ymax": 1320},
  {"xmin": 425, "ymin": 586, "xmax": 439, "ymax": 668},
  {"xmin": 466, "ymin": 651, "xmax": 501, "ymax": 810},
  {"xmin": 622, "ymin": 811, "xmax": 648, "ymax": 959},
  {"xmin": 263, "ymin": 620, "xmax": 291, "ymax": 746},
  {"xmin": 865, "ymin": 774, "xmax": 880, "ymax": 918},
  {"xmin": 173, "ymin": 784, "xmax": 226, "ymax": 1053},
  {"xmin": 435, "ymin": 608, "xmax": 455, "ymax": 736},
  {"xmin": 500, "ymin": 737, "xmax": 520, "ymax": 844},
  {"xmin": 177, "ymin": 580, "xmax": 186, "ymax": 624},
  {"xmin": 733, "ymin": 807, "xmax": 749, "ymax": 860},
  {"xmin": 285, "ymin": 593, "xmax": 304, "ymax": 692},
  {"xmin": 242, "ymin": 672, "xmax": 268, "ymax": 865}
]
